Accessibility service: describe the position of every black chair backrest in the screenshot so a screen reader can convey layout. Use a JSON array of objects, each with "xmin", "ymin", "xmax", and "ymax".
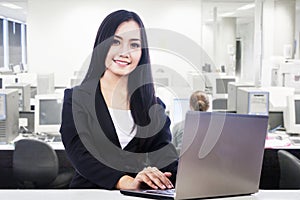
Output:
[
  {"xmin": 278, "ymin": 150, "xmax": 300, "ymax": 189},
  {"xmin": 13, "ymin": 139, "xmax": 59, "ymax": 188}
]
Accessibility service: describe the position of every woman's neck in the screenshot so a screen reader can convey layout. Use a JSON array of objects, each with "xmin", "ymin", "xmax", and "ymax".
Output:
[{"xmin": 100, "ymin": 70, "xmax": 130, "ymax": 110}]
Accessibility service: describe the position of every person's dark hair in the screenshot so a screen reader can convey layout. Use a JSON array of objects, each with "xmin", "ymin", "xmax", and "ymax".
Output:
[
  {"xmin": 189, "ymin": 91, "xmax": 209, "ymax": 112},
  {"xmin": 82, "ymin": 10, "xmax": 156, "ymax": 126}
]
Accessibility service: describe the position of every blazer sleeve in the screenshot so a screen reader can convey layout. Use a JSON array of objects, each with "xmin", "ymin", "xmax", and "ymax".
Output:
[
  {"xmin": 147, "ymin": 97, "xmax": 178, "ymax": 184},
  {"xmin": 60, "ymin": 88, "xmax": 126, "ymax": 189}
]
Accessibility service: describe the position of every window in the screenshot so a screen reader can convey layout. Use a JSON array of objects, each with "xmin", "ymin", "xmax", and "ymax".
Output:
[
  {"xmin": 0, "ymin": 18, "xmax": 27, "ymax": 70},
  {"xmin": 9, "ymin": 21, "xmax": 22, "ymax": 68},
  {"xmin": 0, "ymin": 19, "xmax": 3, "ymax": 68}
]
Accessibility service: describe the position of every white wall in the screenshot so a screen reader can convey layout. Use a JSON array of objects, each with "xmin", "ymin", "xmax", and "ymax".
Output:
[
  {"xmin": 295, "ymin": 2, "xmax": 300, "ymax": 59},
  {"xmin": 27, "ymin": 0, "xmax": 202, "ymax": 87},
  {"xmin": 274, "ymin": 0, "xmax": 295, "ymax": 57},
  {"xmin": 202, "ymin": 23, "xmax": 214, "ymax": 65}
]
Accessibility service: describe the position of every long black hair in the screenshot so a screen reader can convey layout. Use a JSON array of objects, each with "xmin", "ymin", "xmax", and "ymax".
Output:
[{"xmin": 82, "ymin": 10, "xmax": 156, "ymax": 126}]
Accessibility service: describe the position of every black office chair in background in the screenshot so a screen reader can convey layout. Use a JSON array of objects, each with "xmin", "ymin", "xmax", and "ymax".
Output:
[
  {"xmin": 277, "ymin": 150, "xmax": 300, "ymax": 189},
  {"xmin": 13, "ymin": 139, "xmax": 74, "ymax": 189}
]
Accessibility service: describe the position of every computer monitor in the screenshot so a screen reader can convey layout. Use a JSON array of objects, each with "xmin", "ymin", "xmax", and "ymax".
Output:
[
  {"xmin": 16, "ymin": 73, "xmax": 37, "ymax": 87},
  {"xmin": 34, "ymin": 94, "xmax": 63, "ymax": 134},
  {"xmin": 236, "ymin": 87, "xmax": 269, "ymax": 116},
  {"xmin": 212, "ymin": 98, "xmax": 228, "ymax": 111},
  {"xmin": 227, "ymin": 82, "xmax": 254, "ymax": 112},
  {"xmin": 260, "ymin": 86, "xmax": 295, "ymax": 112},
  {"xmin": 172, "ymin": 98, "xmax": 190, "ymax": 125},
  {"xmin": 0, "ymin": 89, "xmax": 19, "ymax": 143},
  {"xmin": 187, "ymin": 72, "xmax": 205, "ymax": 91},
  {"xmin": 5, "ymin": 83, "xmax": 31, "ymax": 111},
  {"xmin": 0, "ymin": 74, "xmax": 18, "ymax": 88},
  {"xmin": 214, "ymin": 77, "xmax": 236, "ymax": 98},
  {"xmin": 284, "ymin": 95, "xmax": 300, "ymax": 135},
  {"xmin": 205, "ymin": 73, "xmax": 235, "ymax": 99},
  {"xmin": 268, "ymin": 111, "xmax": 284, "ymax": 131}
]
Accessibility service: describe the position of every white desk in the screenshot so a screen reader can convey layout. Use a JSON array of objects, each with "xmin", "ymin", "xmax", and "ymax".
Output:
[
  {"xmin": 1, "ymin": 131, "xmax": 300, "ymax": 151},
  {"xmin": 0, "ymin": 134, "xmax": 64, "ymax": 150},
  {"xmin": 265, "ymin": 131, "xmax": 300, "ymax": 149},
  {"xmin": 0, "ymin": 190, "xmax": 299, "ymax": 200}
]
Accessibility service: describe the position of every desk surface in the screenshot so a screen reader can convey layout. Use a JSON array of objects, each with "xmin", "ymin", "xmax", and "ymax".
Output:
[
  {"xmin": 0, "ymin": 189, "xmax": 299, "ymax": 200},
  {"xmin": 265, "ymin": 131, "xmax": 300, "ymax": 149},
  {"xmin": 1, "ymin": 131, "xmax": 300, "ymax": 150}
]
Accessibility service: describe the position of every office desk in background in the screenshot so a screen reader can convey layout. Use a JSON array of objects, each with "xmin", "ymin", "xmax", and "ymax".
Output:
[
  {"xmin": 0, "ymin": 189, "xmax": 299, "ymax": 200},
  {"xmin": 0, "ymin": 141, "xmax": 72, "ymax": 189},
  {"xmin": 260, "ymin": 132, "xmax": 300, "ymax": 189},
  {"xmin": 1, "ymin": 132, "xmax": 300, "ymax": 189}
]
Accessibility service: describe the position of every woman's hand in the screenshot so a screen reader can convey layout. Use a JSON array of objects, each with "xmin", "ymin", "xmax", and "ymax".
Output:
[{"xmin": 116, "ymin": 167, "xmax": 174, "ymax": 190}]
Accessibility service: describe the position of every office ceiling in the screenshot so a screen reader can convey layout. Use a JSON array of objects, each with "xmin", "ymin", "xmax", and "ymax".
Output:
[
  {"xmin": 0, "ymin": 0, "xmax": 27, "ymax": 22},
  {"xmin": 202, "ymin": 0, "xmax": 255, "ymax": 24},
  {"xmin": 0, "ymin": 0, "xmax": 299, "ymax": 24}
]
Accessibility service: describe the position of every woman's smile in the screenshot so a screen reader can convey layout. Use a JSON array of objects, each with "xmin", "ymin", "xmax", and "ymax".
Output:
[{"xmin": 113, "ymin": 59, "xmax": 131, "ymax": 66}]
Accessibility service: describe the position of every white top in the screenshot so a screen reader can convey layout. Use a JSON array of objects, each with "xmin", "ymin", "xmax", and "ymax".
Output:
[{"xmin": 108, "ymin": 108, "xmax": 136, "ymax": 149}]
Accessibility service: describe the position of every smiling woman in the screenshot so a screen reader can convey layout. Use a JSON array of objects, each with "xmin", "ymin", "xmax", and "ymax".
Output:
[
  {"xmin": 104, "ymin": 20, "xmax": 142, "ymax": 81},
  {"xmin": 59, "ymin": 9, "xmax": 178, "ymax": 190}
]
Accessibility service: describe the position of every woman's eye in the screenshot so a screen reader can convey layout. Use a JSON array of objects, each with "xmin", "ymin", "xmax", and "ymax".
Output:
[
  {"xmin": 112, "ymin": 39, "xmax": 120, "ymax": 46},
  {"xmin": 130, "ymin": 43, "xmax": 141, "ymax": 49}
]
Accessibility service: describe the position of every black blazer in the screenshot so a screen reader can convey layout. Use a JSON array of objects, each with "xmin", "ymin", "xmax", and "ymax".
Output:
[{"xmin": 60, "ymin": 79, "xmax": 178, "ymax": 189}]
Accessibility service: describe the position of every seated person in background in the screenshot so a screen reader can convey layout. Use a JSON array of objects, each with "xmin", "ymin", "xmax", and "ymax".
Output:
[{"xmin": 172, "ymin": 90, "xmax": 210, "ymax": 154}]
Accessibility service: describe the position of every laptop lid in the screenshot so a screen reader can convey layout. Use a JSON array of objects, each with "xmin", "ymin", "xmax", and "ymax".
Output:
[
  {"xmin": 175, "ymin": 111, "xmax": 268, "ymax": 199},
  {"xmin": 121, "ymin": 111, "xmax": 268, "ymax": 200}
]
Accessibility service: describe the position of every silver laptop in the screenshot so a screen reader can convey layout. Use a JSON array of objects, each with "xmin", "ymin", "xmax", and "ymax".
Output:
[{"xmin": 121, "ymin": 111, "xmax": 268, "ymax": 199}]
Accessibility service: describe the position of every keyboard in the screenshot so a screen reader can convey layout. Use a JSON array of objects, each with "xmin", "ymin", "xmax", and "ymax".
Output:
[{"xmin": 144, "ymin": 189, "xmax": 175, "ymax": 195}]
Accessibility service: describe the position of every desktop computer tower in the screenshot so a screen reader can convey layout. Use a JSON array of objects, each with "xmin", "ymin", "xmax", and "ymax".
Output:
[
  {"xmin": 37, "ymin": 73, "xmax": 55, "ymax": 95},
  {"xmin": 6, "ymin": 83, "xmax": 31, "ymax": 111},
  {"xmin": 0, "ymin": 89, "xmax": 19, "ymax": 143},
  {"xmin": 236, "ymin": 87, "xmax": 269, "ymax": 115},
  {"xmin": 187, "ymin": 72, "xmax": 206, "ymax": 91},
  {"xmin": 227, "ymin": 82, "xmax": 254, "ymax": 112}
]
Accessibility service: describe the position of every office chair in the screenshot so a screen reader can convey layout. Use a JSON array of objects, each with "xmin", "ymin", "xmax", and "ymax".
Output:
[
  {"xmin": 13, "ymin": 139, "xmax": 74, "ymax": 189},
  {"xmin": 277, "ymin": 150, "xmax": 300, "ymax": 189}
]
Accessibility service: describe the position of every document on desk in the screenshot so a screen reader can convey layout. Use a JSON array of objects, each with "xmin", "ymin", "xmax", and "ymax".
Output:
[
  {"xmin": 265, "ymin": 133, "xmax": 291, "ymax": 148},
  {"xmin": 289, "ymin": 137, "xmax": 300, "ymax": 146}
]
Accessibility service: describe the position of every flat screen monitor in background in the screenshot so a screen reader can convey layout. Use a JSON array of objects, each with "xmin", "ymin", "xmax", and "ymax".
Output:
[
  {"xmin": 172, "ymin": 98, "xmax": 190, "ymax": 126},
  {"xmin": 37, "ymin": 73, "xmax": 55, "ymax": 95},
  {"xmin": 268, "ymin": 111, "xmax": 284, "ymax": 131},
  {"xmin": 212, "ymin": 98, "xmax": 228, "ymax": 111},
  {"xmin": 0, "ymin": 89, "xmax": 19, "ymax": 143},
  {"xmin": 34, "ymin": 94, "xmax": 63, "ymax": 135},
  {"xmin": 284, "ymin": 95, "xmax": 300, "ymax": 135},
  {"xmin": 5, "ymin": 83, "xmax": 31, "ymax": 111}
]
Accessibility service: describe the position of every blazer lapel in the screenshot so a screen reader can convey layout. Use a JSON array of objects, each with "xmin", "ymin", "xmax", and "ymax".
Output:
[{"xmin": 76, "ymin": 79, "xmax": 121, "ymax": 148}]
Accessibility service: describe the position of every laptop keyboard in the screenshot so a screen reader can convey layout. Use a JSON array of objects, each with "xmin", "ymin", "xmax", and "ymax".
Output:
[{"xmin": 144, "ymin": 189, "xmax": 175, "ymax": 195}]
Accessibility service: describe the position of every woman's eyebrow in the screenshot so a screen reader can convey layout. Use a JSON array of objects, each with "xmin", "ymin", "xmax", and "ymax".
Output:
[
  {"xmin": 114, "ymin": 35, "xmax": 141, "ymax": 41},
  {"xmin": 114, "ymin": 35, "xmax": 123, "ymax": 40},
  {"xmin": 130, "ymin": 38, "xmax": 141, "ymax": 42}
]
